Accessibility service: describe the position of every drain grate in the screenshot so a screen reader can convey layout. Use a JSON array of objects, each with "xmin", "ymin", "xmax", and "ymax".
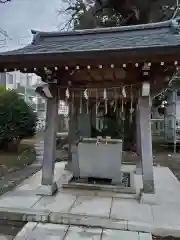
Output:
[{"xmin": 70, "ymin": 172, "xmax": 130, "ymax": 187}]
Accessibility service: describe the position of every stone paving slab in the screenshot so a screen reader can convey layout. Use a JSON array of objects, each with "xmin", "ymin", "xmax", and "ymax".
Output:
[
  {"xmin": 111, "ymin": 199, "xmax": 153, "ymax": 223},
  {"xmin": 65, "ymin": 226, "xmax": 102, "ymax": 239},
  {"xmin": 0, "ymin": 195, "xmax": 41, "ymax": 209},
  {"xmin": 32, "ymin": 192, "xmax": 76, "ymax": 213},
  {"xmin": 69, "ymin": 195, "xmax": 112, "ymax": 218},
  {"xmin": 14, "ymin": 222, "xmax": 38, "ymax": 240},
  {"xmin": 152, "ymin": 205, "xmax": 180, "ymax": 226},
  {"xmin": 141, "ymin": 167, "xmax": 180, "ymax": 205},
  {"xmin": 139, "ymin": 232, "xmax": 152, "ymax": 240},
  {"xmin": 15, "ymin": 162, "xmax": 67, "ymax": 192},
  {"xmin": 29, "ymin": 223, "xmax": 68, "ymax": 240},
  {"xmin": 102, "ymin": 229, "xmax": 139, "ymax": 240},
  {"xmin": 14, "ymin": 222, "xmax": 153, "ymax": 240}
]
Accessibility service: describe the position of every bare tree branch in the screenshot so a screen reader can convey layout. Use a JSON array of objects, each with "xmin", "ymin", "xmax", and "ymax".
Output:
[{"xmin": 0, "ymin": 0, "xmax": 11, "ymax": 3}]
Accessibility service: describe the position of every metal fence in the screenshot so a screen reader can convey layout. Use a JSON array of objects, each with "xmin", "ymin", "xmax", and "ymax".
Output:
[
  {"xmin": 151, "ymin": 119, "xmax": 165, "ymax": 142},
  {"xmin": 36, "ymin": 118, "xmax": 46, "ymax": 132}
]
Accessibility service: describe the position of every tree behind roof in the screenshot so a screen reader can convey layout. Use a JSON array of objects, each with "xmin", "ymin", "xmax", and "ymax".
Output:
[{"xmin": 59, "ymin": 0, "xmax": 180, "ymax": 30}]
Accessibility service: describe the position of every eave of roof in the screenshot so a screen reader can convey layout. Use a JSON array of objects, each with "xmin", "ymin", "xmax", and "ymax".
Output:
[{"xmin": 1, "ymin": 18, "xmax": 180, "ymax": 70}]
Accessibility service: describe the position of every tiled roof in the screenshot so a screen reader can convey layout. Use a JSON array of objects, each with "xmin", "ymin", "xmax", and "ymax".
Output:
[{"xmin": 1, "ymin": 18, "xmax": 180, "ymax": 57}]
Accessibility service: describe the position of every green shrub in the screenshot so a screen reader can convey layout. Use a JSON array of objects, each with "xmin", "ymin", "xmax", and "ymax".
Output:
[{"xmin": 0, "ymin": 86, "xmax": 37, "ymax": 151}]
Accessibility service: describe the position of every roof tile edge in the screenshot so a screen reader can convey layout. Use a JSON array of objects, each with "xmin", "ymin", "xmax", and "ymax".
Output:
[{"xmin": 31, "ymin": 19, "xmax": 174, "ymax": 40}]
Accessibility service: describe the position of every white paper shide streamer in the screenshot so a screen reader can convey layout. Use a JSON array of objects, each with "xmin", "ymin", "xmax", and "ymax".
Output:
[
  {"xmin": 96, "ymin": 89, "xmax": 100, "ymax": 116},
  {"xmin": 121, "ymin": 87, "xmax": 126, "ymax": 115},
  {"xmin": 65, "ymin": 88, "xmax": 70, "ymax": 102},
  {"xmin": 80, "ymin": 91, "xmax": 83, "ymax": 114},
  {"xmin": 84, "ymin": 89, "xmax": 89, "ymax": 114},
  {"xmin": 130, "ymin": 85, "xmax": 133, "ymax": 123},
  {"xmin": 103, "ymin": 88, "xmax": 108, "ymax": 114}
]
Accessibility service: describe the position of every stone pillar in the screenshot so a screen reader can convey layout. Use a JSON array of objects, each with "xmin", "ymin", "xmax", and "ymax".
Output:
[
  {"xmin": 138, "ymin": 96, "xmax": 154, "ymax": 193},
  {"xmin": 77, "ymin": 112, "xmax": 91, "ymax": 138},
  {"xmin": 38, "ymin": 95, "xmax": 59, "ymax": 196},
  {"xmin": 136, "ymin": 106, "xmax": 141, "ymax": 156},
  {"xmin": 135, "ymin": 105, "xmax": 142, "ymax": 174},
  {"xmin": 67, "ymin": 100, "xmax": 92, "ymax": 176},
  {"xmin": 65, "ymin": 98, "xmax": 77, "ymax": 171}
]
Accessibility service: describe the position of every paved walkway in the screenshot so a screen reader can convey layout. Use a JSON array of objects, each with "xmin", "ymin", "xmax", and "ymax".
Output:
[
  {"xmin": 14, "ymin": 222, "xmax": 152, "ymax": 240},
  {"xmin": 0, "ymin": 163, "xmax": 179, "ymax": 237}
]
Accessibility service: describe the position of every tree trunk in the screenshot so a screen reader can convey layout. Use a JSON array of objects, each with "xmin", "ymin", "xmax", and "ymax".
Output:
[{"xmin": 7, "ymin": 139, "xmax": 20, "ymax": 153}]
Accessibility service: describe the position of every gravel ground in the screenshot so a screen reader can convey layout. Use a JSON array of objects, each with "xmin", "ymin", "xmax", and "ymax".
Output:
[
  {"xmin": 123, "ymin": 150, "xmax": 180, "ymax": 181},
  {"xmin": 153, "ymin": 236, "xmax": 180, "ymax": 240},
  {"xmin": 0, "ymin": 220, "xmax": 25, "ymax": 239},
  {"xmin": 0, "ymin": 164, "xmax": 41, "ymax": 196}
]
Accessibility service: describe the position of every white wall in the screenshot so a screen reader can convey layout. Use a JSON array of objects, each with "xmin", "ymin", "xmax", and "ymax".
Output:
[
  {"xmin": 176, "ymin": 100, "xmax": 180, "ymax": 118},
  {"xmin": 151, "ymin": 107, "xmax": 164, "ymax": 119},
  {"xmin": 166, "ymin": 104, "xmax": 176, "ymax": 116},
  {"xmin": 5, "ymin": 71, "xmax": 41, "ymax": 89},
  {"xmin": 0, "ymin": 72, "xmax": 6, "ymax": 86}
]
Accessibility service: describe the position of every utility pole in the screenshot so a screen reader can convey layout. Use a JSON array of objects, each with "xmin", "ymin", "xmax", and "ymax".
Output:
[{"xmin": 24, "ymin": 73, "xmax": 28, "ymax": 102}]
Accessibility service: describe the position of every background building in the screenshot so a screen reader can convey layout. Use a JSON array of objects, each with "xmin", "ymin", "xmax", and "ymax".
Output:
[
  {"xmin": 0, "ymin": 71, "xmax": 69, "ymax": 132},
  {"xmin": 0, "ymin": 71, "xmax": 46, "ymax": 131}
]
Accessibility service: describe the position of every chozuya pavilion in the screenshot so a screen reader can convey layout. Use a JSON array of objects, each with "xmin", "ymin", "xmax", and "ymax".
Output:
[{"xmin": 0, "ymin": 18, "xmax": 180, "ymax": 196}]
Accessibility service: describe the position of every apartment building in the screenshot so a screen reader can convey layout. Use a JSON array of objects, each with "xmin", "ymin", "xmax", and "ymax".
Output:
[
  {"xmin": 0, "ymin": 71, "xmax": 69, "ymax": 131},
  {"xmin": 0, "ymin": 71, "xmax": 46, "ymax": 120}
]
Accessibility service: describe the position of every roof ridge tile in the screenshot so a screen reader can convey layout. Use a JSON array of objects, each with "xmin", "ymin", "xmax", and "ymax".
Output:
[{"xmin": 31, "ymin": 19, "xmax": 173, "ymax": 42}]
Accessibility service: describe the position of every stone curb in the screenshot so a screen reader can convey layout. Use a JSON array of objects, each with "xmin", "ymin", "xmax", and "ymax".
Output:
[
  {"xmin": 0, "ymin": 208, "xmax": 180, "ymax": 237},
  {"xmin": 0, "ymin": 208, "xmax": 49, "ymax": 223}
]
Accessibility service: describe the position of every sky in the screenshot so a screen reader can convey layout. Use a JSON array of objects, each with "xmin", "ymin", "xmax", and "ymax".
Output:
[{"xmin": 0, "ymin": 0, "xmax": 66, "ymax": 51}]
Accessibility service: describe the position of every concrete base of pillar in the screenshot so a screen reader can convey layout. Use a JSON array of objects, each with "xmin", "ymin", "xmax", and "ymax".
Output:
[
  {"xmin": 135, "ymin": 167, "xmax": 142, "ymax": 175},
  {"xmin": 135, "ymin": 163, "xmax": 142, "ymax": 175},
  {"xmin": 142, "ymin": 180, "xmax": 155, "ymax": 194},
  {"xmin": 36, "ymin": 182, "xmax": 57, "ymax": 196},
  {"xmin": 65, "ymin": 162, "xmax": 72, "ymax": 171},
  {"xmin": 111, "ymin": 173, "xmax": 122, "ymax": 185}
]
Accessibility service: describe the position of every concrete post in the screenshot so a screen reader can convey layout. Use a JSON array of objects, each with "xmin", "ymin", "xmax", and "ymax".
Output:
[
  {"xmin": 65, "ymin": 97, "xmax": 78, "ymax": 171},
  {"xmin": 135, "ymin": 105, "xmax": 142, "ymax": 174},
  {"xmin": 138, "ymin": 96, "xmax": 154, "ymax": 193},
  {"xmin": 38, "ymin": 95, "xmax": 59, "ymax": 196},
  {"xmin": 77, "ymin": 112, "xmax": 91, "ymax": 138},
  {"xmin": 70, "ymin": 107, "xmax": 92, "ymax": 178},
  {"xmin": 136, "ymin": 106, "xmax": 141, "ymax": 156}
]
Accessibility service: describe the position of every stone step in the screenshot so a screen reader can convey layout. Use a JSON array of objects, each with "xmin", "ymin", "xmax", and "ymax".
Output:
[{"xmin": 14, "ymin": 222, "xmax": 152, "ymax": 240}]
